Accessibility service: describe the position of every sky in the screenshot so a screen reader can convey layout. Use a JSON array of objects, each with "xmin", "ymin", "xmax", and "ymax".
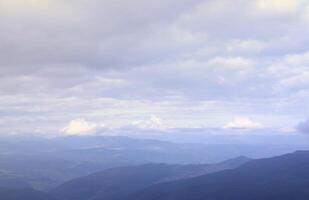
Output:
[{"xmin": 1, "ymin": 0, "xmax": 309, "ymax": 136}]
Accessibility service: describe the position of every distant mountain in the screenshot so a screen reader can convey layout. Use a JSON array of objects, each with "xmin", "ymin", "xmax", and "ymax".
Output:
[
  {"xmin": 128, "ymin": 150, "xmax": 309, "ymax": 200},
  {"xmin": 0, "ymin": 188, "xmax": 56, "ymax": 200},
  {"xmin": 51, "ymin": 156, "xmax": 250, "ymax": 200}
]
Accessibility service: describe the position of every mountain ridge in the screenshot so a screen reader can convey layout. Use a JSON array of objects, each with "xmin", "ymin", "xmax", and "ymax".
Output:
[
  {"xmin": 126, "ymin": 150, "xmax": 309, "ymax": 200},
  {"xmin": 51, "ymin": 156, "xmax": 250, "ymax": 200}
]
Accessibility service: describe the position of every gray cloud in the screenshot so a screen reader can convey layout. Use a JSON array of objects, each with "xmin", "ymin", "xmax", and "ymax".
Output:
[
  {"xmin": 297, "ymin": 119, "xmax": 309, "ymax": 134},
  {"xmin": 0, "ymin": 0, "xmax": 202, "ymax": 68}
]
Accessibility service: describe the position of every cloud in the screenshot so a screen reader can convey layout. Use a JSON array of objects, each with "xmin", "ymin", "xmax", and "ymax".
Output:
[
  {"xmin": 0, "ymin": 0, "xmax": 201, "ymax": 69},
  {"xmin": 297, "ymin": 119, "xmax": 309, "ymax": 134},
  {"xmin": 226, "ymin": 39, "xmax": 267, "ymax": 53},
  {"xmin": 1, "ymin": 0, "xmax": 309, "ymax": 134},
  {"xmin": 268, "ymin": 51, "xmax": 309, "ymax": 93},
  {"xmin": 224, "ymin": 117, "xmax": 263, "ymax": 129},
  {"xmin": 61, "ymin": 118, "xmax": 99, "ymax": 135},
  {"xmin": 130, "ymin": 115, "xmax": 166, "ymax": 130},
  {"xmin": 256, "ymin": 0, "xmax": 301, "ymax": 13}
]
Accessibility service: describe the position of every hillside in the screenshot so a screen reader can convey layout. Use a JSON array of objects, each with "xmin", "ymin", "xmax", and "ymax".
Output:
[
  {"xmin": 51, "ymin": 156, "xmax": 250, "ymax": 200},
  {"xmin": 128, "ymin": 150, "xmax": 309, "ymax": 200},
  {"xmin": 0, "ymin": 188, "xmax": 56, "ymax": 200}
]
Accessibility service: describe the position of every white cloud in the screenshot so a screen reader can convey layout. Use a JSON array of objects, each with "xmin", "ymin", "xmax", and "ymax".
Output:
[
  {"xmin": 256, "ymin": 0, "xmax": 301, "ymax": 13},
  {"xmin": 224, "ymin": 117, "xmax": 263, "ymax": 129},
  {"xmin": 61, "ymin": 118, "xmax": 99, "ymax": 135},
  {"xmin": 268, "ymin": 52, "xmax": 309, "ymax": 93},
  {"xmin": 207, "ymin": 57, "xmax": 253, "ymax": 69},
  {"xmin": 226, "ymin": 39, "xmax": 267, "ymax": 53},
  {"xmin": 130, "ymin": 115, "xmax": 166, "ymax": 130}
]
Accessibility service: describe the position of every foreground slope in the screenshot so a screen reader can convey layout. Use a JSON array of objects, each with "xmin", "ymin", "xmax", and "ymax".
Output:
[
  {"xmin": 128, "ymin": 150, "xmax": 309, "ymax": 200},
  {"xmin": 51, "ymin": 156, "xmax": 250, "ymax": 200},
  {"xmin": 0, "ymin": 188, "xmax": 56, "ymax": 200}
]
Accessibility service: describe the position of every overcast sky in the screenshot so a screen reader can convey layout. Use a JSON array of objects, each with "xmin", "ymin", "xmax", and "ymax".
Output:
[{"xmin": 1, "ymin": 0, "xmax": 309, "ymax": 135}]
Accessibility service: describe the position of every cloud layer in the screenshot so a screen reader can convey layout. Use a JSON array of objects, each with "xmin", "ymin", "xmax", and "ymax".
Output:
[{"xmin": 0, "ymin": 0, "xmax": 309, "ymax": 134}]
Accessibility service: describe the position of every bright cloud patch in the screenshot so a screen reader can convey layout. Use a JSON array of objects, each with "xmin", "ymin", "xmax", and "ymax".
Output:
[
  {"xmin": 62, "ymin": 118, "xmax": 98, "ymax": 135},
  {"xmin": 224, "ymin": 117, "xmax": 263, "ymax": 129},
  {"xmin": 256, "ymin": 0, "xmax": 300, "ymax": 13},
  {"xmin": 131, "ymin": 115, "xmax": 165, "ymax": 130}
]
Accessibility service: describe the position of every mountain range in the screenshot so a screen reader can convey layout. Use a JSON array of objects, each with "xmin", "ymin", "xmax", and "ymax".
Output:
[
  {"xmin": 2, "ymin": 149, "xmax": 309, "ymax": 200},
  {"xmin": 1, "ymin": 135, "xmax": 306, "ymax": 190}
]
